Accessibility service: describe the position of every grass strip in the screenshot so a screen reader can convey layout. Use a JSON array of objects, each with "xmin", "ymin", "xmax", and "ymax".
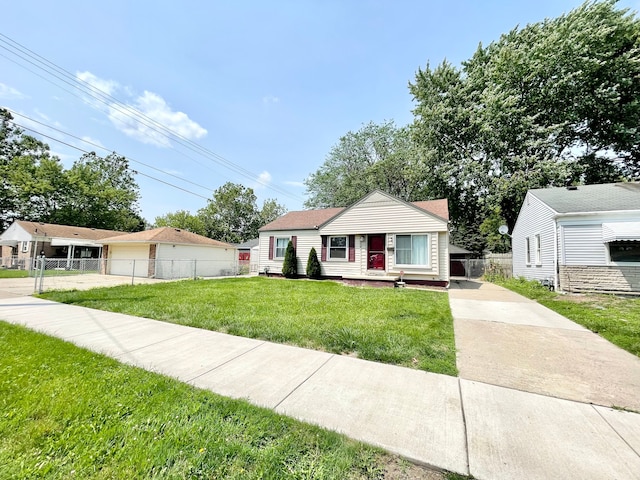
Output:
[
  {"xmin": 0, "ymin": 322, "xmax": 466, "ymax": 479},
  {"xmin": 494, "ymin": 277, "xmax": 640, "ymax": 357},
  {"xmin": 40, "ymin": 277, "xmax": 457, "ymax": 376}
]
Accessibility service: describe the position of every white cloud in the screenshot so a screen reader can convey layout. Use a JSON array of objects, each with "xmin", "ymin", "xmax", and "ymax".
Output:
[
  {"xmin": 75, "ymin": 72, "xmax": 207, "ymax": 148},
  {"xmin": 77, "ymin": 71, "xmax": 118, "ymax": 96},
  {"xmin": 80, "ymin": 136, "xmax": 105, "ymax": 149},
  {"xmin": 262, "ymin": 95, "xmax": 280, "ymax": 105},
  {"xmin": 0, "ymin": 83, "xmax": 26, "ymax": 99},
  {"xmin": 252, "ymin": 171, "xmax": 272, "ymax": 190},
  {"xmin": 283, "ymin": 180, "xmax": 305, "ymax": 187}
]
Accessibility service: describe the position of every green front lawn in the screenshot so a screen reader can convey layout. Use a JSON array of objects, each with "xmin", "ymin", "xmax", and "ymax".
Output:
[
  {"xmin": 495, "ymin": 277, "xmax": 640, "ymax": 357},
  {"xmin": 0, "ymin": 322, "xmax": 458, "ymax": 479},
  {"xmin": 40, "ymin": 276, "xmax": 457, "ymax": 376},
  {"xmin": 0, "ymin": 269, "xmax": 28, "ymax": 278}
]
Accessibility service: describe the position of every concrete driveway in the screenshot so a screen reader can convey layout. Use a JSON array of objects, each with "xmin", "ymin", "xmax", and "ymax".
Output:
[
  {"xmin": 0, "ymin": 274, "xmax": 169, "ymax": 298},
  {"xmin": 449, "ymin": 279, "xmax": 640, "ymax": 411}
]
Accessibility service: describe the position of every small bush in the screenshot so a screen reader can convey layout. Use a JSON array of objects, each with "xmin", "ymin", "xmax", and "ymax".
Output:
[
  {"xmin": 306, "ymin": 247, "xmax": 321, "ymax": 279},
  {"xmin": 282, "ymin": 241, "xmax": 297, "ymax": 278}
]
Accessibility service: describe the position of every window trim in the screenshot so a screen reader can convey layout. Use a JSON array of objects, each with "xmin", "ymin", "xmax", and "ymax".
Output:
[
  {"xmin": 327, "ymin": 235, "xmax": 348, "ymax": 261},
  {"xmin": 608, "ymin": 241, "xmax": 640, "ymax": 264},
  {"xmin": 534, "ymin": 234, "xmax": 541, "ymax": 265},
  {"xmin": 274, "ymin": 236, "xmax": 290, "ymax": 260},
  {"xmin": 394, "ymin": 233, "xmax": 430, "ymax": 267}
]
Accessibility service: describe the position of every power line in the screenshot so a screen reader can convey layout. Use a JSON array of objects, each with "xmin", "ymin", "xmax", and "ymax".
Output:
[
  {"xmin": 9, "ymin": 120, "xmax": 210, "ymax": 201},
  {"xmin": 0, "ymin": 33, "xmax": 304, "ymax": 202},
  {"xmin": 8, "ymin": 109, "xmax": 212, "ymax": 195}
]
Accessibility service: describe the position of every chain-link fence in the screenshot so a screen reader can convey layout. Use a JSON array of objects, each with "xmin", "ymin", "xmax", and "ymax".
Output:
[{"xmin": 105, "ymin": 258, "xmax": 238, "ymax": 280}]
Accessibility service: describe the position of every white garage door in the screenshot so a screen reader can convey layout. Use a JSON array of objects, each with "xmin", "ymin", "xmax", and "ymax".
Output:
[{"xmin": 108, "ymin": 244, "xmax": 150, "ymax": 277}]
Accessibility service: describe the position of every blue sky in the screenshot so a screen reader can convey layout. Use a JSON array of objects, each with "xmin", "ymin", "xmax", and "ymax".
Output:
[{"xmin": 2, "ymin": 0, "xmax": 637, "ymax": 222}]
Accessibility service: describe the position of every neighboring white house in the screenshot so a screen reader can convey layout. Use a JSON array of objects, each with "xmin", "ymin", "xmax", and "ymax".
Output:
[
  {"xmin": 99, "ymin": 227, "xmax": 237, "ymax": 279},
  {"xmin": 258, "ymin": 190, "xmax": 450, "ymax": 287},
  {"xmin": 0, "ymin": 220, "xmax": 126, "ymax": 270},
  {"xmin": 512, "ymin": 182, "xmax": 640, "ymax": 293}
]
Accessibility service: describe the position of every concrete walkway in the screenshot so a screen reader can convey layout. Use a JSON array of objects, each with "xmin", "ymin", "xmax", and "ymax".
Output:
[{"xmin": 1, "ymin": 286, "xmax": 640, "ymax": 479}]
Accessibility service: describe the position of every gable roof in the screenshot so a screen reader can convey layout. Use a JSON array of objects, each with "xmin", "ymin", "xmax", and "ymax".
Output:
[
  {"xmin": 100, "ymin": 227, "xmax": 234, "ymax": 248},
  {"xmin": 259, "ymin": 192, "xmax": 449, "ymax": 232},
  {"xmin": 530, "ymin": 182, "xmax": 640, "ymax": 213},
  {"xmin": 13, "ymin": 220, "xmax": 127, "ymax": 240}
]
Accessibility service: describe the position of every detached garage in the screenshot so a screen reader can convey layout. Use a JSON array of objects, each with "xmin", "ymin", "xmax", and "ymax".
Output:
[{"xmin": 100, "ymin": 227, "xmax": 237, "ymax": 279}]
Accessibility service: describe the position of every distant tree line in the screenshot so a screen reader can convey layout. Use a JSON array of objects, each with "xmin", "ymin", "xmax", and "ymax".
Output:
[
  {"xmin": 304, "ymin": 0, "xmax": 640, "ymax": 254},
  {"xmin": 154, "ymin": 182, "xmax": 287, "ymax": 244}
]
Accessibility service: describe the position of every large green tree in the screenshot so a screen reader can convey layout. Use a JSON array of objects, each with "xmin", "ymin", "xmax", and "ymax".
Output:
[
  {"xmin": 153, "ymin": 210, "xmax": 206, "ymax": 236},
  {"xmin": 198, "ymin": 182, "xmax": 287, "ymax": 243},
  {"xmin": 53, "ymin": 152, "xmax": 143, "ymax": 231},
  {"xmin": 1, "ymin": 109, "xmax": 67, "ymax": 230},
  {"xmin": 304, "ymin": 121, "xmax": 427, "ymax": 208},
  {"xmin": 410, "ymin": 0, "xmax": 640, "ymax": 250}
]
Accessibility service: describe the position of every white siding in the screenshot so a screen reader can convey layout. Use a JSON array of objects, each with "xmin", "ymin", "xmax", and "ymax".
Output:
[
  {"xmin": 512, "ymin": 192, "xmax": 557, "ymax": 281},
  {"xmin": 108, "ymin": 244, "xmax": 149, "ymax": 277},
  {"xmin": 321, "ymin": 191, "xmax": 447, "ymax": 235},
  {"xmin": 156, "ymin": 244, "xmax": 236, "ymax": 278},
  {"xmin": 559, "ymin": 224, "xmax": 607, "ymax": 266},
  {"xmin": 258, "ymin": 230, "xmax": 319, "ymax": 276}
]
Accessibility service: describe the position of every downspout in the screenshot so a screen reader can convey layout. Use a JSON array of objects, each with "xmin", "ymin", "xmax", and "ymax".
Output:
[{"xmin": 553, "ymin": 219, "xmax": 559, "ymax": 291}]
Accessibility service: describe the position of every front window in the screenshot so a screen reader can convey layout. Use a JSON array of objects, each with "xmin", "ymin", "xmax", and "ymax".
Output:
[
  {"xmin": 609, "ymin": 242, "xmax": 640, "ymax": 262},
  {"xmin": 535, "ymin": 234, "xmax": 541, "ymax": 265},
  {"xmin": 395, "ymin": 234, "xmax": 428, "ymax": 266},
  {"xmin": 275, "ymin": 237, "xmax": 289, "ymax": 259},
  {"xmin": 328, "ymin": 236, "xmax": 347, "ymax": 260},
  {"xmin": 525, "ymin": 237, "xmax": 531, "ymax": 265}
]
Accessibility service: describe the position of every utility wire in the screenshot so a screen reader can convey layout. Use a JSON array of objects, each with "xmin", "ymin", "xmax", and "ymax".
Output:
[
  {"xmin": 8, "ymin": 110, "xmax": 212, "ymax": 195},
  {"xmin": 9, "ymin": 120, "xmax": 210, "ymax": 201},
  {"xmin": 0, "ymin": 33, "xmax": 304, "ymax": 202}
]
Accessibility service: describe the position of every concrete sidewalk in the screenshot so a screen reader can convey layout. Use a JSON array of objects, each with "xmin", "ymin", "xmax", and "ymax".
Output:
[{"xmin": 1, "ymin": 295, "xmax": 640, "ymax": 479}]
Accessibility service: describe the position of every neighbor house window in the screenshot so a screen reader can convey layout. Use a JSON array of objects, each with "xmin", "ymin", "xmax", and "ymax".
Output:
[
  {"xmin": 21, "ymin": 241, "xmax": 29, "ymax": 253},
  {"xmin": 275, "ymin": 237, "xmax": 289, "ymax": 259},
  {"xmin": 609, "ymin": 242, "xmax": 640, "ymax": 262},
  {"xmin": 535, "ymin": 234, "xmax": 541, "ymax": 265},
  {"xmin": 328, "ymin": 236, "xmax": 348, "ymax": 260},
  {"xmin": 525, "ymin": 237, "xmax": 531, "ymax": 265},
  {"xmin": 395, "ymin": 234, "xmax": 428, "ymax": 266}
]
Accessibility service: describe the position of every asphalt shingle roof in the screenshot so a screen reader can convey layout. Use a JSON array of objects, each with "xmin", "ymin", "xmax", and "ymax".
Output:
[
  {"xmin": 259, "ymin": 199, "xmax": 449, "ymax": 232},
  {"xmin": 15, "ymin": 221, "xmax": 127, "ymax": 240},
  {"xmin": 100, "ymin": 227, "xmax": 234, "ymax": 247},
  {"xmin": 531, "ymin": 182, "xmax": 640, "ymax": 213}
]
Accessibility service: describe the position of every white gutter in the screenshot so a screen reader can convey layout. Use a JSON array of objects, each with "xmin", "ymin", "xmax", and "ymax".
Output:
[{"xmin": 554, "ymin": 209, "xmax": 640, "ymax": 218}]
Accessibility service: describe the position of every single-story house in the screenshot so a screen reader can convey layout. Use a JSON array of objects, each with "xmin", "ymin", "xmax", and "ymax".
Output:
[
  {"xmin": 0, "ymin": 220, "xmax": 127, "ymax": 270},
  {"xmin": 258, "ymin": 190, "xmax": 450, "ymax": 287},
  {"xmin": 99, "ymin": 227, "xmax": 237, "ymax": 279},
  {"xmin": 512, "ymin": 182, "xmax": 640, "ymax": 293}
]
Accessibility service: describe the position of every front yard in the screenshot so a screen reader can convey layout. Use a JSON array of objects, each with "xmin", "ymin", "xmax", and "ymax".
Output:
[
  {"xmin": 0, "ymin": 322, "xmax": 458, "ymax": 480},
  {"xmin": 495, "ymin": 278, "xmax": 640, "ymax": 357},
  {"xmin": 40, "ymin": 276, "xmax": 457, "ymax": 376}
]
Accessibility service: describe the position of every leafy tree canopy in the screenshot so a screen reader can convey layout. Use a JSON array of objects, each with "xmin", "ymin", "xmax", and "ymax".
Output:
[
  {"xmin": 410, "ymin": 0, "xmax": 640, "ymax": 250},
  {"xmin": 1, "ymin": 108, "xmax": 143, "ymax": 232},
  {"xmin": 304, "ymin": 121, "xmax": 428, "ymax": 209},
  {"xmin": 198, "ymin": 182, "xmax": 287, "ymax": 243},
  {"xmin": 154, "ymin": 210, "xmax": 206, "ymax": 236}
]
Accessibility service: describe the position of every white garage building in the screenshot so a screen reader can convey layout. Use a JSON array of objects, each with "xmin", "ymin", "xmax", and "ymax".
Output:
[{"xmin": 100, "ymin": 227, "xmax": 237, "ymax": 279}]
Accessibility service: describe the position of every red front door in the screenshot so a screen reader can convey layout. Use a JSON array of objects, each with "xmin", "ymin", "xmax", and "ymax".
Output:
[{"xmin": 367, "ymin": 235, "xmax": 385, "ymax": 270}]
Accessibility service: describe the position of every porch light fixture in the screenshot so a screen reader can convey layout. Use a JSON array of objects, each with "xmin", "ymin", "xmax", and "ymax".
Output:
[{"xmin": 359, "ymin": 235, "xmax": 365, "ymax": 242}]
